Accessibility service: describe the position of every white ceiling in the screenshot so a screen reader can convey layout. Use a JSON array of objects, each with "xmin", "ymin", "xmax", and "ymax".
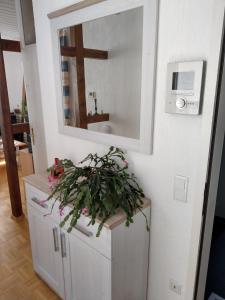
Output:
[{"xmin": 0, "ymin": 0, "xmax": 19, "ymax": 40}]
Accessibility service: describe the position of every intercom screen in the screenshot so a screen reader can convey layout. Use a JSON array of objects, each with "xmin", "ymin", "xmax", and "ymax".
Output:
[{"xmin": 172, "ymin": 71, "xmax": 195, "ymax": 90}]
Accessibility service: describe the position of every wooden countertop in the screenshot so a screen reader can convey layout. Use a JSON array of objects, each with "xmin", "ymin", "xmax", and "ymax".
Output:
[{"xmin": 24, "ymin": 173, "xmax": 150, "ymax": 230}]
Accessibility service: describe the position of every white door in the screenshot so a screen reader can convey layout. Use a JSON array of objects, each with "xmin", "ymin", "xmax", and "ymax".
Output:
[
  {"xmin": 22, "ymin": 44, "xmax": 47, "ymax": 173},
  {"xmin": 64, "ymin": 231, "xmax": 111, "ymax": 300},
  {"xmin": 28, "ymin": 205, "xmax": 65, "ymax": 299}
]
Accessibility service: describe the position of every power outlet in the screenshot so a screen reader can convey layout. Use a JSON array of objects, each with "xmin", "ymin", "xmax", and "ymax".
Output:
[{"xmin": 169, "ymin": 279, "xmax": 182, "ymax": 295}]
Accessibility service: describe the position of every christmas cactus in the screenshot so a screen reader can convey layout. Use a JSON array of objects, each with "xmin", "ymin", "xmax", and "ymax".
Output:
[{"xmin": 46, "ymin": 146, "xmax": 149, "ymax": 237}]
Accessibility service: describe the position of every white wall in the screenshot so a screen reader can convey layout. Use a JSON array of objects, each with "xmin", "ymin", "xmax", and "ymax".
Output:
[
  {"xmin": 32, "ymin": 0, "xmax": 224, "ymax": 299},
  {"xmin": 83, "ymin": 7, "xmax": 143, "ymax": 139},
  {"xmin": 3, "ymin": 52, "xmax": 24, "ymax": 112}
]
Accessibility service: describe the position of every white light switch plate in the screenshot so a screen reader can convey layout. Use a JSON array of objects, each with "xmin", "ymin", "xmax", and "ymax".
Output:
[{"xmin": 174, "ymin": 175, "xmax": 188, "ymax": 202}]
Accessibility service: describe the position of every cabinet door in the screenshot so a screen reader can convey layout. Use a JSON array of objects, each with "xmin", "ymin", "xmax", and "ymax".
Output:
[
  {"xmin": 65, "ymin": 232, "xmax": 111, "ymax": 300},
  {"xmin": 28, "ymin": 205, "xmax": 65, "ymax": 299}
]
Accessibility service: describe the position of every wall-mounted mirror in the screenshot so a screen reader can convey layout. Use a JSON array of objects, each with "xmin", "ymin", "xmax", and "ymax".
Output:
[
  {"xmin": 59, "ymin": 7, "xmax": 143, "ymax": 139},
  {"xmin": 50, "ymin": 0, "xmax": 158, "ymax": 153}
]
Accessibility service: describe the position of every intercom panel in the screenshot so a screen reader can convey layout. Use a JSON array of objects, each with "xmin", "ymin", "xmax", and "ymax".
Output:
[{"xmin": 165, "ymin": 61, "xmax": 204, "ymax": 115}]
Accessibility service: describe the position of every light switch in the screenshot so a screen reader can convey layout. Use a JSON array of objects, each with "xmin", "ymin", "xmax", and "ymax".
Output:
[{"xmin": 174, "ymin": 175, "xmax": 188, "ymax": 202}]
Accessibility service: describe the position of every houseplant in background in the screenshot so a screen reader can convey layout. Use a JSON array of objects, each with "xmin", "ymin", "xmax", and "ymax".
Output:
[{"xmin": 46, "ymin": 146, "xmax": 149, "ymax": 237}]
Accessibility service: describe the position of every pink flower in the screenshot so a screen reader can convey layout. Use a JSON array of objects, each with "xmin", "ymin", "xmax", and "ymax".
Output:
[
  {"xmin": 48, "ymin": 174, "xmax": 54, "ymax": 182},
  {"xmin": 59, "ymin": 207, "xmax": 64, "ymax": 216},
  {"xmin": 82, "ymin": 207, "xmax": 89, "ymax": 216},
  {"xmin": 124, "ymin": 160, "xmax": 128, "ymax": 168},
  {"xmin": 48, "ymin": 175, "xmax": 59, "ymax": 190}
]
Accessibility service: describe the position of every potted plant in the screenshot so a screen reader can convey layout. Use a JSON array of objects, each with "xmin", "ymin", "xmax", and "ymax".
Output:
[{"xmin": 46, "ymin": 146, "xmax": 149, "ymax": 237}]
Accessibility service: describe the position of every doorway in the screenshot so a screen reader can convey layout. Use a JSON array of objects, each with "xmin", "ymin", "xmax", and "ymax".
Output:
[
  {"xmin": 196, "ymin": 20, "xmax": 225, "ymax": 300},
  {"xmin": 0, "ymin": 0, "xmax": 48, "ymax": 219},
  {"xmin": 0, "ymin": 36, "xmax": 32, "ymax": 217},
  {"xmin": 204, "ymin": 137, "xmax": 225, "ymax": 299}
]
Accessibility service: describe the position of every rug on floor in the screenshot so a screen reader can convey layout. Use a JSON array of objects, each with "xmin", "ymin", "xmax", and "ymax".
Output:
[{"xmin": 209, "ymin": 292, "xmax": 225, "ymax": 300}]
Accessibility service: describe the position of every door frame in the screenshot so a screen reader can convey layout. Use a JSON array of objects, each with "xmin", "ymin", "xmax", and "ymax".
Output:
[
  {"xmin": 195, "ymin": 9, "xmax": 225, "ymax": 300},
  {"xmin": 0, "ymin": 36, "xmax": 23, "ymax": 217},
  {"xmin": 0, "ymin": 36, "xmax": 30, "ymax": 217}
]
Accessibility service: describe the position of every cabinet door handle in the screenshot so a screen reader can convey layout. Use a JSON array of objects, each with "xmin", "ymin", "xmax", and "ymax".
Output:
[
  {"xmin": 75, "ymin": 224, "xmax": 93, "ymax": 237},
  {"xmin": 60, "ymin": 233, "xmax": 67, "ymax": 258},
  {"xmin": 52, "ymin": 227, "xmax": 59, "ymax": 252},
  {"xmin": 31, "ymin": 197, "xmax": 48, "ymax": 208}
]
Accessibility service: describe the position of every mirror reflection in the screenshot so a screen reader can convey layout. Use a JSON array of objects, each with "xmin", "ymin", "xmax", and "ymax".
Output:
[{"xmin": 58, "ymin": 7, "xmax": 143, "ymax": 139}]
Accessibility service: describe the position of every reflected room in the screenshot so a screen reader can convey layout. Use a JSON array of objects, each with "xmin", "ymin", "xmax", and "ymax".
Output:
[{"xmin": 58, "ymin": 7, "xmax": 143, "ymax": 139}]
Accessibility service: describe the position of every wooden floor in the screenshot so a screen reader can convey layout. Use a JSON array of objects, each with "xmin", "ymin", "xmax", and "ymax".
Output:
[{"xmin": 0, "ymin": 162, "xmax": 60, "ymax": 300}]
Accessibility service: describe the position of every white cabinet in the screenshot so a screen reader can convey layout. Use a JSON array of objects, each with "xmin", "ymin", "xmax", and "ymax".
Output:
[
  {"xmin": 24, "ymin": 175, "xmax": 150, "ymax": 300},
  {"xmin": 64, "ymin": 231, "xmax": 111, "ymax": 300},
  {"xmin": 28, "ymin": 205, "xmax": 65, "ymax": 298}
]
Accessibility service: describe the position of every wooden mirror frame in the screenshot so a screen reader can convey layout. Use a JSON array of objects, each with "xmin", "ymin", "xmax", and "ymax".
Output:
[{"xmin": 49, "ymin": 0, "xmax": 158, "ymax": 154}]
